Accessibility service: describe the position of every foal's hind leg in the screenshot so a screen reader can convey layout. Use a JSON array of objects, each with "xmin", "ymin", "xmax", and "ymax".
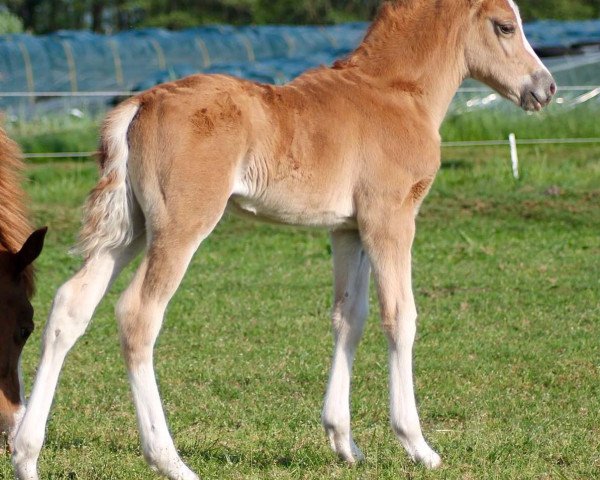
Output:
[
  {"xmin": 322, "ymin": 230, "xmax": 370, "ymax": 463},
  {"xmin": 116, "ymin": 215, "xmax": 224, "ymax": 480},
  {"xmin": 12, "ymin": 236, "xmax": 145, "ymax": 480}
]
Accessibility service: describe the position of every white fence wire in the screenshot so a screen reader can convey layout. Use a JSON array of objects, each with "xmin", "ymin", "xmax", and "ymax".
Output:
[{"xmin": 19, "ymin": 137, "xmax": 600, "ymax": 160}]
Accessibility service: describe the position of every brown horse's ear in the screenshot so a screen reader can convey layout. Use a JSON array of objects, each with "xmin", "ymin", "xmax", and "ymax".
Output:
[{"xmin": 14, "ymin": 227, "xmax": 48, "ymax": 274}]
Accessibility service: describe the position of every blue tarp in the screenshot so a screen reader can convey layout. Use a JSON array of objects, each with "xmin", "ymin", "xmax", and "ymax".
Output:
[
  {"xmin": 0, "ymin": 20, "xmax": 598, "ymax": 115},
  {"xmin": 525, "ymin": 20, "xmax": 600, "ymax": 49},
  {"xmin": 0, "ymin": 24, "xmax": 367, "ymax": 94}
]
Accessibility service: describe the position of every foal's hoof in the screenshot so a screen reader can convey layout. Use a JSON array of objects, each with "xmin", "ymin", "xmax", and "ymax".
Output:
[
  {"xmin": 337, "ymin": 445, "xmax": 365, "ymax": 465},
  {"xmin": 12, "ymin": 459, "xmax": 39, "ymax": 480},
  {"xmin": 349, "ymin": 439, "xmax": 365, "ymax": 463},
  {"xmin": 400, "ymin": 436, "xmax": 442, "ymax": 470},
  {"xmin": 414, "ymin": 447, "xmax": 442, "ymax": 469},
  {"xmin": 326, "ymin": 429, "xmax": 364, "ymax": 464}
]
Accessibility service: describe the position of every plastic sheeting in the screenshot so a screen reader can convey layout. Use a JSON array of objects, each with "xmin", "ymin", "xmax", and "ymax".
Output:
[
  {"xmin": 525, "ymin": 20, "xmax": 600, "ymax": 55},
  {"xmin": 0, "ymin": 21, "xmax": 598, "ymax": 116},
  {"xmin": 0, "ymin": 24, "xmax": 366, "ymax": 95}
]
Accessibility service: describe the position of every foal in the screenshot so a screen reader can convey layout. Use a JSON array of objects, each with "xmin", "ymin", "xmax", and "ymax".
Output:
[
  {"xmin": 13, "ymin": 0, "xmax": 555, "ymax": 478},
  {"xmin": 0, "ymin": 129, "xmax": 46, "ymax": 451}
]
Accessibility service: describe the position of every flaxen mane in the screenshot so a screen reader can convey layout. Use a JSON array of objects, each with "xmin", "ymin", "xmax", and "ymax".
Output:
[{"xmin": 0, "ymin": 128, "xmax": 34, "ymax": 296}]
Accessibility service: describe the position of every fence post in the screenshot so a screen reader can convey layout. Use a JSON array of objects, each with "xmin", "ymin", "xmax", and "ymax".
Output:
[{"xmin": 509, "ymin": 133, "xmax": 519, "ymax": 179}]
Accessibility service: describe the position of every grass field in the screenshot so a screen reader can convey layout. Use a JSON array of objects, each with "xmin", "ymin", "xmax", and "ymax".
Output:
[{"xmin": 0, "ymin": 143, "xmax": 599, "ymax": 479}]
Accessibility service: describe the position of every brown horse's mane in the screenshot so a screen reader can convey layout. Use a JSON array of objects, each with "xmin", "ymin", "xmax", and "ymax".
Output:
[{"xmin": 0, "ymin": 127, "xmax": 34, "ymax": 296}]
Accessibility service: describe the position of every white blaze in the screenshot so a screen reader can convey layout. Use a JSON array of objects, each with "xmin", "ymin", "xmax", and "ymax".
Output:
[{"xmin": 507, "ymin": 0, "xmax": 549, "ymax": 72}]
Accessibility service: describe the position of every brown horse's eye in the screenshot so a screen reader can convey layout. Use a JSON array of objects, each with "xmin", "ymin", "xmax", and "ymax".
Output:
[{"xmin": 20, "ymin": 326, "xmax": 33, "ymax": 342}]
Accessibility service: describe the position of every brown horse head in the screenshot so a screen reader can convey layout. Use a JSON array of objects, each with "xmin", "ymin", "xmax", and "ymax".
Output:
[
  {"xmin": 0, "ymin": 227, "xmax": 46, "ymax": 449},
  {"xmin": 466, "ymin": 0, "xmax": 556, "ymax": 110}
]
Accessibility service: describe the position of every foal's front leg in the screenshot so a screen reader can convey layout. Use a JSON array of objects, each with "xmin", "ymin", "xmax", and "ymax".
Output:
[
  {"xmin": 361, "ymin": 207, "xmax": 441, "ymax": 469},
  {"xmin": 322, "ymin": 230, "xmax": 370, "ymax": 463}
]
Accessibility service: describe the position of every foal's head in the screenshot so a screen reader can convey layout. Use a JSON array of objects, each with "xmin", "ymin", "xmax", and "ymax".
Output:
[
  {"xmin": 0, "ymin": 228, "xmax": 46, "ymax": 449},
  {"xmin": 466, "ymin": 0, "xmax": 556, "ymax": 110}
]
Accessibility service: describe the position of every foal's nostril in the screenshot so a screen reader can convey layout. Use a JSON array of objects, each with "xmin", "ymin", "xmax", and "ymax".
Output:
[{"xmin": 549, "ymin": 82, "xmax": 557, "ymax": 96}]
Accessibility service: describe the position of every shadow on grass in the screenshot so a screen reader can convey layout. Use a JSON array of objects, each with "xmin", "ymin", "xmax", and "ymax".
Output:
[
  {"xmin": 180, "ymin": 443, "xmax": 327, "ymax": 470},
  {"xmin": 440, "ymin": 158, "xmax": 473, "ymax": 170}
]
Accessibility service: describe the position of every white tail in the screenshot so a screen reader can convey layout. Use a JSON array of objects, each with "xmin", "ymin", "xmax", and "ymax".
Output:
[{"xmin": 76, "ymin": 101, "xmax": 140, "ymax": 258}]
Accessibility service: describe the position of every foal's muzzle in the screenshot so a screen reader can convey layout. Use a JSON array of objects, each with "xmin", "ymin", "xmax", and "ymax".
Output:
[{"xmin": 521, "ymin": 70, "xmax": 557, "ymax": 112}]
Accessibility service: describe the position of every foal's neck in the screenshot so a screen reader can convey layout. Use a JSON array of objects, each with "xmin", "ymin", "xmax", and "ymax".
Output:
[{"xmin": 345, "ymin": 1, "xmax": 471, "ymax": 129}]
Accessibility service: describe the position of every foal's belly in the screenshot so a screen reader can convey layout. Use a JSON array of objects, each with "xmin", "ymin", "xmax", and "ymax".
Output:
[
  {"xmin": 227, "ymin": 191, "xmax": 357, "ymax": 229},
  {"xmin": 228, "ymin": 148, "xmax": 358, "ymax": 229}
]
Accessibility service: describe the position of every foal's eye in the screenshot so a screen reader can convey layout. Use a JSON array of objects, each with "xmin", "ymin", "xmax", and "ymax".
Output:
[{"xmin": 496, "ymin": 23, "xmax": 516, "ymax": 36}]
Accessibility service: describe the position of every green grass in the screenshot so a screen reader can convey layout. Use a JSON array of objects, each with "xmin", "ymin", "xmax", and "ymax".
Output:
[
  {"xmin": 7, "ymin": 115, "xmax": 101, "ymax": 156},
  {"xmin": 442, "ymin": 103, "xmax": 600, "ymax": 142},
  {"xmin": 1, "ymin": 144, "xmax": 599, "ymax": 479}
]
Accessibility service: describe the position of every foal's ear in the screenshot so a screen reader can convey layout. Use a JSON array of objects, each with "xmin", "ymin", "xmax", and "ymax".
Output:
[{"xmin": 14, "ymin": 227, "xmax": 48, "ymax": 274}]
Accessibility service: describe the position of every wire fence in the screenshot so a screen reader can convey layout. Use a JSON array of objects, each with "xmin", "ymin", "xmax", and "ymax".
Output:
[{"xmin": 18, "ymin": 137, "xmax": 600, "ymax": 160}]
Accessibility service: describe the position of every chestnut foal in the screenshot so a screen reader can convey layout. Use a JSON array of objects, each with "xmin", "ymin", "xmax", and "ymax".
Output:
[
  {"xmin": 0, "ymin": 129, "xmax": 46, "ymax": 452},
  {"xmin": 13, "ymin": 0, "xmax": 555, "ymax": 478}
]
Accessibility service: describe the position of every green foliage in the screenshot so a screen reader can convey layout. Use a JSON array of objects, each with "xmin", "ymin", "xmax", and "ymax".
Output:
[
  {"xmin": 0, "ymin": 9, "xmax": 23, "ymax": 34},
  {"xmin": 249, "ymin": 0, "xmax": 376, "ymax": 24},
  {"xmin": 140, "ymin": 10, "xmax": 205, "ymax": 29},
  {"xmin": 519, "ymin": 0, "xmax": 599, "ymax": 20},
  {"xmin": 253, "ymin": 0, "xmax": 333, "ymax": 24}
]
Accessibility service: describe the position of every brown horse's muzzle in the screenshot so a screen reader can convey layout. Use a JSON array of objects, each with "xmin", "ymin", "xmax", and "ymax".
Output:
[
  {"xmin": 521, "ymin": 70, "xmax": 557, "ymax": 111},
  {"xmin": 1, "ymin": 410, "xmax": 15, "ymax": 454},
  {"xmin": 0, "ymin": 381, "xmax": 23, "ymax": 453},
  {"xmin": 1, "ymin": 406, "xmax": 26, "ymax": 454}
]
